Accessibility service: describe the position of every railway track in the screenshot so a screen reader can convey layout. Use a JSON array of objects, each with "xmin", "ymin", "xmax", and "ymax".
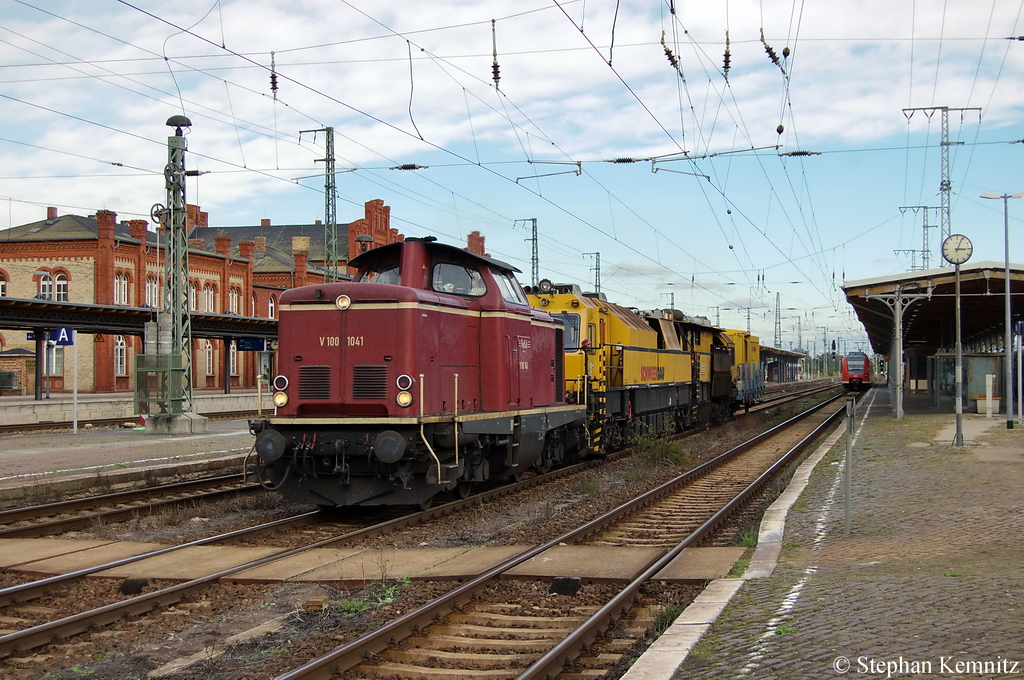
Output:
[
  {"xmin": 278, "ymin": 394, "xmax": 848, "ymax": 679},
  {"xmin": 0, "ymin": 473, "xmax": 262, "ymax": 538},
  {"xmin": 0, "ymin": 389, "xmax": 844, "ymax": 676}
]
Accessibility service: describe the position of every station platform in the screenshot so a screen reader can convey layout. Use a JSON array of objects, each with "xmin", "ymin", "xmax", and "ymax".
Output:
[
  {"xmin": 0, "ymin": 417, "xmax": 254, "ymax": 504},
  {"xmin": 625, "ymin": 388, "xmax": 1024, "ymax": 679},
  {"xmin": 0, "ymin": 390, "xmax": 269, "ymax": 428}
]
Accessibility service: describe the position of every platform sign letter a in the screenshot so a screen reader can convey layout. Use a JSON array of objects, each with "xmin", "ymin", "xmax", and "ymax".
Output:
[{"xmin": 54, "ymin": 327, "xmax": 74, "ymax": 345}]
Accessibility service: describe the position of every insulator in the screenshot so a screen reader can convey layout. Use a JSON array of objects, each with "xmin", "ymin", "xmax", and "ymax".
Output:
[
  {"xmin": 609, "ymin": 158, "xmax": 639, "ymax": 163},
  {"xmin": 270, "ymin": 72, "xmax": 278, "ymax": 93},
  {"xmin": 783, "ymin": 46, "xmax": 791, "ymax": 58},
  {"xmin": 777, "ymin": 124, "xmax": 785, "ymax": 135},
  {"xmin": 723, "ymin": 30, "xmax": 731, "ymax": 79},
  {"xmin": 492, "ymin": 61, "xmax": 501, "ymax": 87},
  {"xmin": 663, "ymin": 45, "xmax": 679, "ymax": 69}
]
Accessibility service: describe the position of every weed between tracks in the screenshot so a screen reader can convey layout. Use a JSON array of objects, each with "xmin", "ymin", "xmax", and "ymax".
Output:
[{"xmin": 84, "ymin": 490, "xmax": 290, "ymax": 544}]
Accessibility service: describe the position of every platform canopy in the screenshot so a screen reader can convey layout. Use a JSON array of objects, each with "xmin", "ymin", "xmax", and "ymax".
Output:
[{"xmin": 843, "ymin": 261, "xmax": 1024, "ymax": 357}]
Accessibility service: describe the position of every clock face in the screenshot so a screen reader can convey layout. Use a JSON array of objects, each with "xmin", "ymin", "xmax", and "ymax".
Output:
[{"xmin": 942, "ymin": 234, "xmax": 973, "ymax": 265}]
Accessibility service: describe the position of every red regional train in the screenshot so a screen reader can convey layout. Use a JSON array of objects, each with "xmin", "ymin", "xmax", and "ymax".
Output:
[
  {"xmin": 250, "ymin": 237, "xmax": 588, "ymax": 509},
  {"xmin": 841, "ymin": 351, "xmax": 871, "ymax": 391}
]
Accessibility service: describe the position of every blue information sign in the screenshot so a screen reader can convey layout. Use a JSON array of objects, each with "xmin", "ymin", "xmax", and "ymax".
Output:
[
  {"xmin": 237, "ymin": 337, "xmax": 266, "ymax": 351},
  {"xmin": 53, "ymin": 327, "xmax": 75, "ymax": 345}
]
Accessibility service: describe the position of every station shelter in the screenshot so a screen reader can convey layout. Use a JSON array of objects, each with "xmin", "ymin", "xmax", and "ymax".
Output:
[
  {"xmin": 843, "ymin": 261, "xmax": 1024, "ymax": 416},
  {"xmin": 760, "ymin": 346, "xmax": 804, "ymax": 383}
]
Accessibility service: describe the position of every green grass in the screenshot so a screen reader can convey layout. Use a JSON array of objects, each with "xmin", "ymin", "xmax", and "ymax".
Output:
[
  {"xmin": 774, "ymin": 625, "xmax": 798, "ymax": 635},
  {"xmin": 654, "ymin": 604, "xmax": 684, "ymax": 635},
  {"xmin": 738, "ymin": 530, "xmax": 758, "ymax": 548}
]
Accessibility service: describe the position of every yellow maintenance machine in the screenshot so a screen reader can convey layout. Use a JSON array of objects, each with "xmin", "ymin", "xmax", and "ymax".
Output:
[{"xmin": 526, "ymin": 280, "xmax": 739, "ymax": 454}]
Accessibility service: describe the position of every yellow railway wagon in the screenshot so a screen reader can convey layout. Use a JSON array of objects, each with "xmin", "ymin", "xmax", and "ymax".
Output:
[
  {"xmin": 722, "ymin": 328, "xmax": 766, "ymax": 408},
  {"xmin": 526, "ymin": 281, "xmax": 735, "ymax": 452}
]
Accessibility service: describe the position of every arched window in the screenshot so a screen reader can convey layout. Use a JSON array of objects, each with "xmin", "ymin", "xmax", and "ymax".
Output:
[
  {"xmin": 205, "ymin": 340, "xmax": 214, "ymax": 376},
  {"xmin": 188, "ymin": 282, "xmax": 197, "ymax": 311},
  {"xmin": 229, "ymin": 340, "xmax": 238, "ymax": 376},
  {"xmin": 229, "ymin": 288, "xmax": 239, "ymax": 314},
  {"xmin": 203, "ymin": 284, "xmax": 215, "ymax": 313},
  {"xmin": 54, "ymin": 273, "xmax": 68, "ymax": 302},
  {"xmin": 145, "ymin": 277, "xmax": 160, "ymax": 308},
  {"xmin": 114, "ymin": 273, "xmax": 129, "ymax": 305},
  {"xmin": 37, "ymin": 273, "xmax": 52, "ymax": 300},
  {"xmin": 114, "ymin": 336, "xmax": 127, "ymax": 376},
  {"xmin": 268, "ymin": 295, "xmax": 276, "ymax": 319},
  {"xmin": 251, "ymin": 294, "xmax": 257, "ymax": 317},
  {"xmin": 0, "ymin": 273, "xmax": 6, "ymax": 298}
]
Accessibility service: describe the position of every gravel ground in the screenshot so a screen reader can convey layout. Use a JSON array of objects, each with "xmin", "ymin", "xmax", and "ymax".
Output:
[{"xmin": 0, "ymin": 398, "xmax": 829, "ymax": 680}]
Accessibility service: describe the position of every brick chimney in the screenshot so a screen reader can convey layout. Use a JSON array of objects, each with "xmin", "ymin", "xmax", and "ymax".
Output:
[
  {"xmin": 188, "ymin": 238, "xmax": 206, "ymax": 249},
  {"xmin": 294, "ymin": 251, "xmax": 309, "ymax": 286},
  {"xmin": 467, "ymin": 230, "xmax": 486, "ymax": 255},
  {"xmin": 292, "ymin": 236, "xmax": 310, "ymax": 253},
  {"xmin": 46, "ymin": 207, "xmax": 58, "ymax": 223},
  {"xmin": 238, "ymin": 241, "xmax": 254, "ymax": 259},
  {"xmin": 128, "ymin": 219, "xmax": 147, "ymax": 241},
  {"xmin": 214, "ymin": 235, "xmax": 232, "ymax": 255},
  {"xmin": 95, "ymin": 210, "xmax": 117, "ymax": 305},
  {"xmin": 187, "ymin": 204, "xmax": 208, "ymax": 229},
  {"xmin": 261, "ymin": 218, "xmax": 271, "ymax": 227},
  {"xmin": 254, "ymin": 236, "xmax": 267, "ymax": 253}
]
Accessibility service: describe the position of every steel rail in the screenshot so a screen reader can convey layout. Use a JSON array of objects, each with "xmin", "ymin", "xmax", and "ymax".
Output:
[
  {"xmin": 0, "ymin": 443, "xmax": 622, "ymax": 653},
  {"xmin": 273, "ymin": 394, "xmax": 845, "ymax": 680},
  {"xmin": 0, "ymin": 473, "xmax": 248, "ymax": 524},
  {"xmin": 517, "ymin": 396, "xmax": 846, "ymax": 679}
]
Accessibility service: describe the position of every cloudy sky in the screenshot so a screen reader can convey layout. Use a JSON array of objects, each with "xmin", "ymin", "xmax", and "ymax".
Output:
[{"xmin": 3, "ymin": 0, "xmax": 1024, "ymax": 353}]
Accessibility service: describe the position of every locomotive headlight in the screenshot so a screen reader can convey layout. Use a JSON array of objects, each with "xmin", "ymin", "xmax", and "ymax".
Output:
[
  {"xmin": 273, "ymin": 391, "xmax": 289, "ymax": 407},
  {"xmin": 335, "ymin": 295, "xmax": 352, "ymax": 310},
  {"xmin": 396, "ymin": 374, "xmax": 414, "ymax": 390},
  {"xmin": 396, "ymin": 391, "xmax": 413, "ymax": 407}
]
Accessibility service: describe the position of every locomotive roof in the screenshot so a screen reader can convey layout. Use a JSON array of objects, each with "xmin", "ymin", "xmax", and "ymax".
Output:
[{"xmin": 348, "ymin": 236, "xmax": 521, "ymax": 274}]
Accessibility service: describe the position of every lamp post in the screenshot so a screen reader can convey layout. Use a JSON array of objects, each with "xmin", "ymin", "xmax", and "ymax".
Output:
[
  {"xmin": 355, "ymin": 233, "xmax": 373, "ymax": 253},
  {"xmin": 980, "ymin": 192, "xmax": 1024, "ymax": 429}
]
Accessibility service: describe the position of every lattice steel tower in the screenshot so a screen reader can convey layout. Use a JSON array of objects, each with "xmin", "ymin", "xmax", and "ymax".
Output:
[
  {"xmin": 301, "ymin": 127, "xmax": 339, "ymax": 281},
  {"xmin": 161, "ymin": 115, "xmax": 195, "ymax": 411},
  {"xmin": 902, "ymin": 106, "xmax": 981, "ymax": 245},
  {"xmin": 774, "ymin": 292, "xmax": 782, "ymax": 348}
]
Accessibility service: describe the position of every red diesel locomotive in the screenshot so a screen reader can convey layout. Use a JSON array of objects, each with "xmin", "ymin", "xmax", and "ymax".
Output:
[
  {"xmin": 250, "ymin": 237, "xmax": 588, "ymax": 508},
  {"xmin": 841, "ymin": 351, "xmax": 871, "ymax": 391}
]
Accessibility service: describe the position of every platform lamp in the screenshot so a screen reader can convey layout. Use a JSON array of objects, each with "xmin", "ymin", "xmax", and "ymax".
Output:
[
  {"xmin": 980, "ymin": 192, "xmax": 1024, "ymax": 429},
  {"xmin": 355, "ymin": 234, "xmax": 373, "ymax": 253}
]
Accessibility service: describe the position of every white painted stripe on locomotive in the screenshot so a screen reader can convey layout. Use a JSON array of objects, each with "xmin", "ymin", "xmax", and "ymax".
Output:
[
  {"xmin": 279, "ymin": 301, "xmax": 562, "ymax": 328},
  {"xmin": 267, "ymin": 403, "xmax": 586, "ymax": 426}
]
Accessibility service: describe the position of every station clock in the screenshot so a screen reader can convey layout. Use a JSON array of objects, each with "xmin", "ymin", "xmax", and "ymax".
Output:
[{"xmin": 942, "ymin": 234, "xmax": 973, "ymax": 265}]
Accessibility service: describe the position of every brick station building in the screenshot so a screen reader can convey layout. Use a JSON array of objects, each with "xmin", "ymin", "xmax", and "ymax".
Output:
[{"xmin": 0, "ymin": 200, "xmax": 488, "ymax": 395}]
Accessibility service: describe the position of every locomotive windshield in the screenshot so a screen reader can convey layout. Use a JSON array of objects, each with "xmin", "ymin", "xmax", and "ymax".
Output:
[
  {"xmin": 359, "ymin": 264, "xmax": 400, "ymax": 285},
  {"xmin": 555, "ymin": 312, "xmax": 581, "ymax": 350},
  {"xmin": 491, "ymin": 267, "xmax": 529, "ymax": 305}
]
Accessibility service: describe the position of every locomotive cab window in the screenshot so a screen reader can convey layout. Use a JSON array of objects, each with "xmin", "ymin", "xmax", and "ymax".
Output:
[
  {"xmin": 432, "ymin": 263, "xmax": 486, "ymax": 296},
  {"xmin": 491, "ymin": 267, "xmax": 529, "ymax": 305},
  {"xmin": 555, "ymin": 313, "xmax": 581, "ymax": 350},
  {"xmin": 359, "ymin": 264, "xmax": 400, "ymax": 285}
]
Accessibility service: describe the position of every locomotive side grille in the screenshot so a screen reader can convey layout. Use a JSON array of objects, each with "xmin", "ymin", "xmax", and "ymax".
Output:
[
  {"xmin": 298, "ymin": 365, "xmax": 332, "ymax": 399},
  {"xmin": 352, "ymin": 365, "xmax": 388, "ymax": 399}
]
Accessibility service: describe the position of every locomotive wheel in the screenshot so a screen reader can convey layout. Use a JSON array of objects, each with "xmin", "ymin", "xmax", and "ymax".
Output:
[
  {"xmin": 455, "ymin": 481, "xmax": 473, "ymax": 499},
  {"xmin": 418, "ymin": 496, "xmax": 433, "ymax": 512}
]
